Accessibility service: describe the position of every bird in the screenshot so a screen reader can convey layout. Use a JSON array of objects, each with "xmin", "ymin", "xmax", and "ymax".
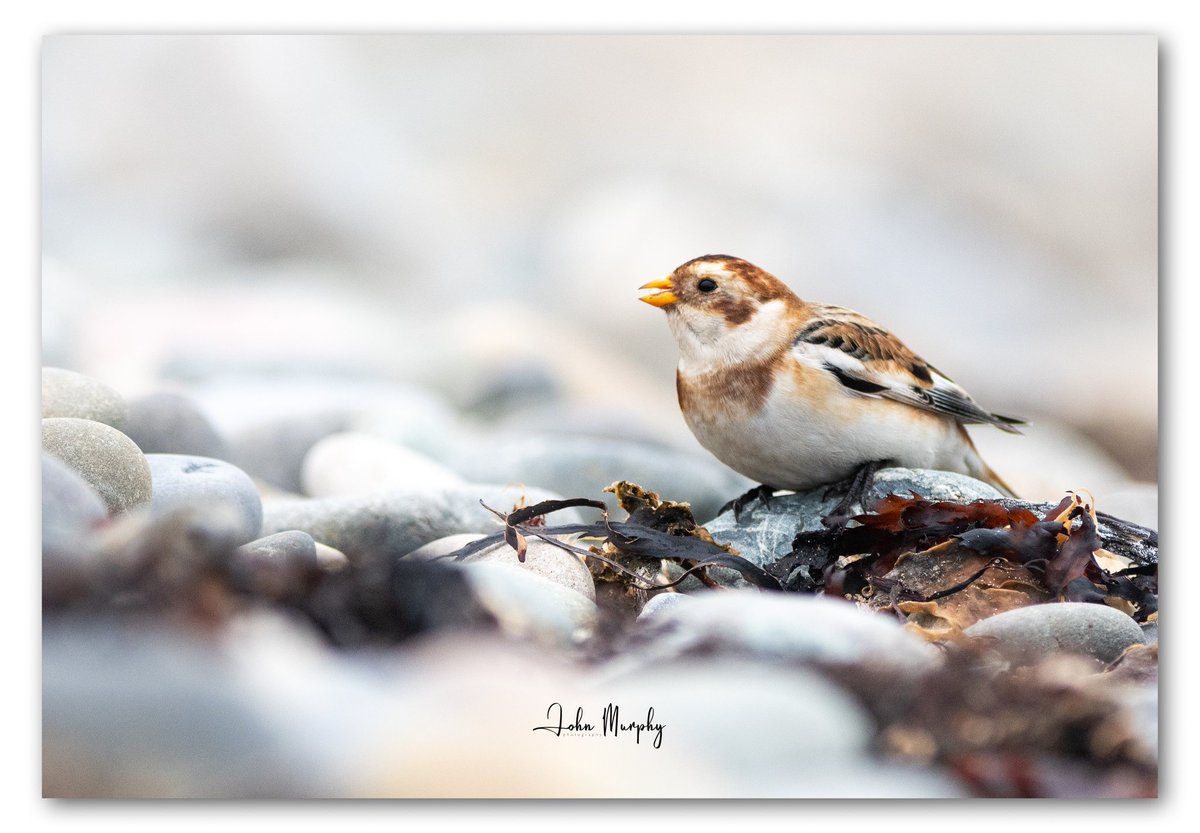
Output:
[{"xmin": 638, "ymin": 254, "xmax": 1024, "ymax": 517}]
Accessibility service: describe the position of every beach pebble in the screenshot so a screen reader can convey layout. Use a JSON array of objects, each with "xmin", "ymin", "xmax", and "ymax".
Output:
[
  {"xmin": 462, "ymin": 561, "xmax": 598, "ymax": 648},
  {"xmin": 42, "ymin": 418, "xmax": 151, "ymax": 515},
  {"xmin": 42, "ymin": 452, "xmax": 107, "ymax": 545},
  {"xmin": 230, "ymin": 531, "xmax": 319, "ymax": 600},
  {"xmin": 963, "ymin": 602, "xmax": 1146, "ymax": 665},
  {"xmin": 146, "ymin": 454, "xmax": 263, "ymax": 544},
  {"xmin": 42, "ymin": 453, "xmax": 107, "ymax": 602},
  {"xmin": 314, "ymin": 542, "xmax": 350, "ymax": 572},
  {"xmin": 301, "ymin": 431, "xmax": 464, "ymax": 497},
  {"xmin": 41, "ymin": 367, "xmax": 127, "ymax": 430},
  {"xmin": 625, "ymin": 591, "xmax": 940, "ymax": 673},
  {"xmin": 124, "ymin": 392, "xmax": 229, "ymax": 459}
]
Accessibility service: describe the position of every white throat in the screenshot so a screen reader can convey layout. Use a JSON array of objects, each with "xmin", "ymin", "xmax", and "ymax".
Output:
[{"xmin": 670, "ymin": 298, "xmax": 789, "ymax": 375}]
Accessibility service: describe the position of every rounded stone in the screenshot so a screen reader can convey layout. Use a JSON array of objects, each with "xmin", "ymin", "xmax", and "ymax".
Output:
[
  {"xmin": 301, "ymin": 431, "xmax": 464, "ymax": 498},
  {"xmin": 41, "ymin": 367, "xmax": 127, "ymax": 430},
  {"xmin": 42, "ymin": 453, "xmax": 107, "ymax": 602},
  {"xmin": 42, "ymin": 452, "xmax": 107, "ymax": 541},
  {"xmin": 314, "ymin": 542, "xmax": 350, "ymax": 572},
  {"xmin": 146, "ymin": 454, "xmax": 263, "ymax": 544},
  {"xmin": 42, "ymin": 418, "xmax": 151, "ymax": 515},
  {"xmin": 627, "ymin": 591, "xmax": 941, "ymax": 673},
  {"xmin": 124, "ymin": 392, "xmax": 229, "ymax": 459},
  {"xmin": 963, "ymin": 602, "xmax": 1146, "ymax": 665},
  {"xmin": 231, "ymin": 531, "xmax": 319, "ymax": 599},
  {"xmin": 461, "ymin": 561, "xmax": 598, "ymax": 647},
  {"xmin": 408, "ymin": 534, "xmax": 595, "ymax": 601}
]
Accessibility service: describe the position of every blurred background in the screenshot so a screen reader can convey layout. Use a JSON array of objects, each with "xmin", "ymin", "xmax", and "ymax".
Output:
[{"xmin": 41, "ymin": 34, "xmax": 1157, "ymax": 515}]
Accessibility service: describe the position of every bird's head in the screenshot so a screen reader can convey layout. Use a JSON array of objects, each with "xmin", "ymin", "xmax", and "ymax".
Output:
[{"xmin": 639, "ymin": 255, "xmax": 800, "ymax": 365}]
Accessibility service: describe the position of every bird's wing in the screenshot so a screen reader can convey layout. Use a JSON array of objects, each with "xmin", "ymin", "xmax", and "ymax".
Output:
[{"xmin": 791, "ymin": 304, "xmax": 1026, "ymax": 434}]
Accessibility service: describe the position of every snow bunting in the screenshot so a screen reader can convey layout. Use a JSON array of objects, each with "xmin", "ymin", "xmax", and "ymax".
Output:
[{"xmin": 639, "ymin": 254, "xmax": 1024, "ymax": 505}]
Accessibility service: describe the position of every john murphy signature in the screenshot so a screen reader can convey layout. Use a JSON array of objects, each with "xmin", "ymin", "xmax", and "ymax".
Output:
[{"xmin": 532, "ymin": 702, "xmax": 665, "ymax": 749}]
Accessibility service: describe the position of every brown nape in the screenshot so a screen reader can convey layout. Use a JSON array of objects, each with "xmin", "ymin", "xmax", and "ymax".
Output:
[
  {"xmin": 720, "ymin": 259, "xmax": 794, "ymax": 302},
  {"xmin": 677, "ymin": 354, "xmax": 780, "ymax": 417}
]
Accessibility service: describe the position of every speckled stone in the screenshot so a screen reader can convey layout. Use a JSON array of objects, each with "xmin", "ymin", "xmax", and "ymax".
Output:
[
  {"xmin": 964, "ymin": 602, "xmax": 1146, "ymax": 665},
  {"xmin": 42, "ymin": 418, "xmax": 151, "ymax": 515},
  {"xmin": 41, "ymin": 367, "xmax": 127, "ymax": 430}
]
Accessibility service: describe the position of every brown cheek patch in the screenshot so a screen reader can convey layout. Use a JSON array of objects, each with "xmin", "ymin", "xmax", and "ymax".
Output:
[{"xmin": 713, "ymin": 296, "xmax": 755, "ymax": 326}]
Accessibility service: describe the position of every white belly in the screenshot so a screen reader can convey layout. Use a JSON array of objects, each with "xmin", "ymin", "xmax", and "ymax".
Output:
[{"xmin": 682, "ymin": 369, "xmax": 968, "ymax": 490}]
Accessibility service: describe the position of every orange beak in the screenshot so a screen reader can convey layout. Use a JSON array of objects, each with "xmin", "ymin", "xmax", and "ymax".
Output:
[{"xmin": 638, "ymin": 276, "xmax": 678, "ymax": 308}]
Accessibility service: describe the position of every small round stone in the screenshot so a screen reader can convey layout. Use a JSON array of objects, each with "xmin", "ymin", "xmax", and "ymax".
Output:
[
  {"xmin": 41, "ymin": 367, "xmax": 127, "ymax": 430},
  {"xmin": 124, "ymin": 392, "xmax": 229, "ymax": 459},
  {"xmin": 963, "ymin": 602, "xmax": 1146, "ymax": 665},
  {"xmin": 42, "ymin": 418, "xmax": 151, "ymax": 515},
  {"xmin": 146, "ymin": 454, "xmax": 263, "ymax": 544},
  {"xmin": 231, "ymin": 531, "xmax": 319, "ymax": 599}
]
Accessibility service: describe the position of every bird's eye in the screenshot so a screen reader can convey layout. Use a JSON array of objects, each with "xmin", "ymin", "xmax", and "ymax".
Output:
[{"xmin": 697, "ymin": 278, "xmax": 718, "ymax": 293}]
